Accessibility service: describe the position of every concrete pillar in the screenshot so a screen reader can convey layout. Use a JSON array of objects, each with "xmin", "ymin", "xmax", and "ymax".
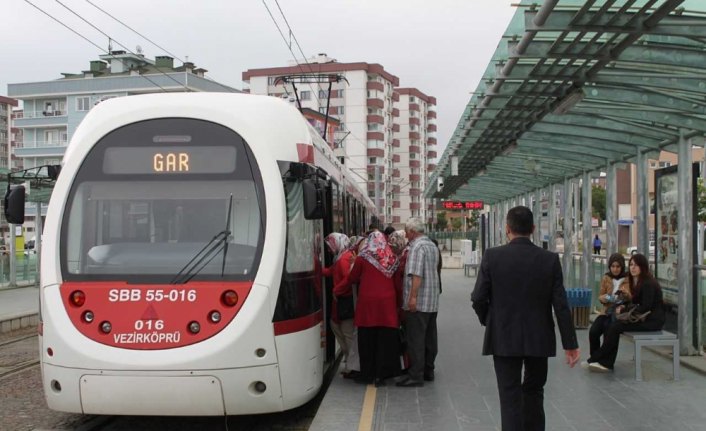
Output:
[
  {"xmin": 534, "ymin": 188, "xmax": 542, "ymax": 246},
  {"xmin": 563, "ymin": 178, "xmax": 573, "ymax": 287},
  {"xmin": 606, "ymin": 163, "xmax": 617, "ymax": 256},
  {"xmin": 582, "ymin": 172, "xmax": 593, "ymax": 289},
  {"xmin": 677, "ymin": 130, "xmax": 697, "ymax": 355},
  {"xmin": 636, "ymin": 150, "xmax": 649, "ymax": 254},
  {"xmin": 548, "ymin": 184, "xmax": 556, "ymax": 252}
]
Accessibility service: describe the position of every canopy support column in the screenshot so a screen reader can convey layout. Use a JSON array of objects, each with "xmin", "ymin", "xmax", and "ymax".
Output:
[
  {"xmin": 582, "ymin": 172, "xmax": 593, "ymax": 290},
  {"xmin": 678, "ymin": 130, "xmax": 697, "ymax": 355},
  {"xmin": 548, "ymin": 185, "xmax": 557, "ymax": 252},
  {"xmin": 562, "ymin": 178, "xmax": 574, "ymax": 287},
  {"xmin": 534, "ymin": 189, "xmax": 542, "ymax": 246},
  {"xmin": 636, "ymin": 150, "xmax": 649, "ymax": 255},
  {"xmin": 606, "ymin": 163, "xmax": 618, "ymax": 257}
]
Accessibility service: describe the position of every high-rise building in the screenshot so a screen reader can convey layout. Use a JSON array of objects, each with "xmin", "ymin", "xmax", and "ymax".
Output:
[
  {"xmin": 392, "ymin": 88, "xmax": 437, "ymax": 225},
  {"xmin": 8, "ymin": 51, "xmax": 236, "ymax": 171},
  {"xmin": 0, "ymin": 96, "xmax": 18, "ymax": 171},
  {"xmin": 243, "ymin": 54, "xmax": 436, "ymax": 226}
]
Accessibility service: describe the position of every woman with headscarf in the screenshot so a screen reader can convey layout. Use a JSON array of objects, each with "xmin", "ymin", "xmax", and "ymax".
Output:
[
  {"xmin": 388, "ymin": 230, "xmax": 409, "ymax": 307},
  {"xmin": 336, "ymin": 231, "xmax": 401, "ymax": 387},
  {"xmin": 587, "ymin": 253, "xmax": 631, "ymax": 358},
  {"xmin": 586, "ymin": 253, "xmax": 665, "ymax": 372},
  {"xmin": 322, "ymin": 233, "xmax": 358, "ymax": 377}
]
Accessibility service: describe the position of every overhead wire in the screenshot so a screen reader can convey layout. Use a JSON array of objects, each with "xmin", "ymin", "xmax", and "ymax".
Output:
[
  {"xmin": 54, "ymin": 0, "xmax": 189, "ymax": 92},
  {"xmin": 23, "ymin": 0, "xmax": 168, "ymax": 92},
  {"xmin": 82, "ymin": 0, "xmax": 237, "ymax": 93}
]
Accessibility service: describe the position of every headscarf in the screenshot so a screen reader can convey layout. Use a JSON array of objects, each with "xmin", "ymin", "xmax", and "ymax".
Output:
[
  {"xmin": 606, "ymin": 253, "xmax": 626, "ymax": 279},
  {"xmin": 359, "ymin": 231, "xmax": 399, "ymax": 278},
  {"xmin": 325, "ymin": 233, "xmax": 350, "ymax": 263},
  {"xmin": 388, "ymin": 230, "xmax": 408, "ymax": 256}
]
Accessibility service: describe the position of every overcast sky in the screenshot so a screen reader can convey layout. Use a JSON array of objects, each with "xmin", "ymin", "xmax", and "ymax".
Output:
[{"xmin": 1, "ymin": 0, "xmax": 517, "ymax": 153}]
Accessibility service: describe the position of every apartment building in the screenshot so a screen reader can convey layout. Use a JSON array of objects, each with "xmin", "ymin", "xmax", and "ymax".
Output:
[
  {"xmin": 243, "ymin": 54, "xmax": 437, "ymax": 226},
  {"xmin": 0, "ymin": 96, "xmax": 18, "ymax": 171},
  {"xmin": 392, "ymin": 88, "xmax": 437, "ymax": 225}
]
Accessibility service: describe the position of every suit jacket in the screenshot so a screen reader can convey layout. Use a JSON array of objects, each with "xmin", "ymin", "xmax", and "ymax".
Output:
[{"xmin": 471, "ymin": 237, "xmax": 578, "ymax": 357}]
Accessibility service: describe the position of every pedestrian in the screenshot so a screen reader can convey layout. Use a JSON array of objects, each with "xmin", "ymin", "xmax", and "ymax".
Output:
[
  {"xmin": 396, "ymin": 218, "xmax": 440, "ymax": 387},
  {"xmin": 471, "ymin": 206, "xmax": 579, "ymax": 431},
  {"xmin": 322, "ymin": 233, "xmax": 359, "ymax": 378},
  {"xmin": 585, "ymin": 253, "xmax": 665, "ymax": 372},
  {"xmin": 593, "ymin": 234, "xmax": 602, "ymax": 255},
  {"xmin": 588, "ymin": 253, "xmax": 631, "ymax": 358},
  {"xmin": 335, "ymin": 231, "xmax": 401, "ymax": 387}
]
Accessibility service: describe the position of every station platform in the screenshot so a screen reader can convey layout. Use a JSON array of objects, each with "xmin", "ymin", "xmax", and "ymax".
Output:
[
  {"xmin": 2, "ymin": 272, "xmax": 706, "ymax": 430},
  {"xmin": 310, "ymin": 269, "xmax": 706, "ymax": 431}
]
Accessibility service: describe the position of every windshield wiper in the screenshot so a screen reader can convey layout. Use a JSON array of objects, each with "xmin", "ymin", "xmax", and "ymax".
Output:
[{"xmin": 171, "ymin": 195, "xmax": 234, "ymax": 284}]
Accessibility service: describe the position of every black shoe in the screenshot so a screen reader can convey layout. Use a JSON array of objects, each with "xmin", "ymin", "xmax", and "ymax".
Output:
[
  {"xmin": 395, "ymin": 377, "xmax": 424, "ymax": 387},
  {"xmin": 423, "ymin": 371, "xmax": 435, "ymax": 382},
  {"xmin": 374, "ymin": 378, "xmax": 387, "ymax": 387},
  {"xmin": 354, "ymin": 377, "xmax": 373, "ymax": 385}
]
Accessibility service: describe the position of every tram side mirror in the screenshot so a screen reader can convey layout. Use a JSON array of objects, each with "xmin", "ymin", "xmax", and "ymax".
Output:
[
  {"xmin": 4, "ymin": 185, "xmax": 26, "ymax": 224},
  {"xmin": 302, "ymin": 178, "xmax": 326, "ymax": 220}
]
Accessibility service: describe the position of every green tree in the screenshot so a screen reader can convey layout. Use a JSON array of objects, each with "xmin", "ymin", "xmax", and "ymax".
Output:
[
  {"xmin": 698, "ymin": 178, "xmax": 706, "ymax": 222},
  {"xmin": 467, "ymin": 210, "xmax": 480, "ymax": 230},
  {"xmin": 451, "ymin": 217, "xmax": 463, "ymax": 231},
  {"xmin": 592, "ymin": 184, "xmax": 606, "ymax": 221},
  {"xmin": 436, "ymin": 211, "xmax": 448, "ymax": 231}
]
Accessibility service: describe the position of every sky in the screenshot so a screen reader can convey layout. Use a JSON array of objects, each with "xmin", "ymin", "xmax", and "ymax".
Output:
[{"xmin": 1, "ymin": 0, "xmax": 518, "ymax": 155}]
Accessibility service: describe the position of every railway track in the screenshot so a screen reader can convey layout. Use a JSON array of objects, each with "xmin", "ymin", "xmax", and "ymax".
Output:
[{"xmin": 0, "ymin": 330, "xmax": 40, "ymax": 380}]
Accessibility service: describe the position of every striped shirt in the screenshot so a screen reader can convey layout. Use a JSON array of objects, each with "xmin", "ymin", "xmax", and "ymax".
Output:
[{"xmin": 403, "ymin": 235, "xmax": 440, "ymax": 312}]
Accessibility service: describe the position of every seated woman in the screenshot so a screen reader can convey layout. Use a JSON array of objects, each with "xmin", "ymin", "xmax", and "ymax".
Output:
[
  {"xmin": 586, "ymin": 253, "xmax": 665, "ymax": 372},
  {"xmin": 588, "ymin": 253, "xmax": 631, "ymax": 359}
]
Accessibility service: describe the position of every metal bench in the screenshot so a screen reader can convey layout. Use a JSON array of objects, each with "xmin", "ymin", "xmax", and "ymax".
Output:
[
  {"xmin": 463, "ymin": 263, "xmax": 479, "ymax": 277},
  {"xmin": 623, "ymin": 331, "xmax": 679, "ymax": 381}
]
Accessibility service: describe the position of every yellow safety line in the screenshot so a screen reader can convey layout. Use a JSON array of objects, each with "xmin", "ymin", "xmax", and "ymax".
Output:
[{"xmin": 357, "ymin": 384, "xmax": 377, "ymax": 431}]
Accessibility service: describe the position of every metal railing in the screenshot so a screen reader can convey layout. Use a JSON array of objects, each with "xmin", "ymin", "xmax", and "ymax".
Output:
[{"xmin": 0, "ymin": 253, "xmax": 38, "ymax": 288}]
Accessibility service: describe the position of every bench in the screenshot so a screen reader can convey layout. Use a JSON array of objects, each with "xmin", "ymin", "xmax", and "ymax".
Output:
[
  {"xmin": 623, "ymin": 331, "xmax": 679, "ymax": 381},
  {"xmin": 464, "ymin": 263, "xmax": 479, "ymax": 277}
]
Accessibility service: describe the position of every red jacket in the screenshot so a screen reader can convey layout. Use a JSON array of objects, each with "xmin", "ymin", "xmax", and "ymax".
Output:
[
  {"xmin": 323, "ymin": 250, "xmax": 355, "ymax": 322},
  {"xmin": 336, "ymin": 256, "xmax": 399, "ymax": 328}
]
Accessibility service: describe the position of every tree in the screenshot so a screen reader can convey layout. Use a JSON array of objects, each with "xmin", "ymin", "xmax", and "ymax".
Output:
[
  {"xmin": 592, "ymin": 184, "xmax": 606, "ymax": 221},
  {"xmin": 451, "ymin": 217, "xmax": 463, "ymax": 231},
  {"xmin": 436, "ymin": 211, "xmax": 448, "ymax": 231},
  {"xmin": 698, "ymin": 178, "xmax": 706, "ymax": 222}
]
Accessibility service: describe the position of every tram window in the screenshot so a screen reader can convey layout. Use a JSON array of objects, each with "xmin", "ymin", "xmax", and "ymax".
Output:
[{"xmin": 284, "ymin": 181, "xmax": 314, "ymax": 273}]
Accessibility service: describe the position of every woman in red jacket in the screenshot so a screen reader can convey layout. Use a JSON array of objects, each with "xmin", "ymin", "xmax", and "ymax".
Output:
[
  {"xmin": 336, "ymin": 231, "xmax": 401, "ymax": 387},
  {"xmin": 323, "ymin": 233, "xmax": 358, "ymax": 377}
]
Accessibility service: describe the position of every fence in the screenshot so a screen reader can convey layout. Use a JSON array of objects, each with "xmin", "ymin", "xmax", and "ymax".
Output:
[{"xmin": 0, "ymin": 254, "xmax": 38, "ymax": 288}]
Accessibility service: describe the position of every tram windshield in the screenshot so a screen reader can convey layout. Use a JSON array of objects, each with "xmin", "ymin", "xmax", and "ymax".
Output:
[{"xmin": 60, "ymin": 118, "xmax": 264, "ymax": 283}]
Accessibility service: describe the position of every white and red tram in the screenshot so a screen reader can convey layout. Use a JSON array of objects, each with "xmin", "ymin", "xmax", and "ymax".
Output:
[{"xmin": 11, "ymin": 93, "xmax": 377, "ymax": 415}]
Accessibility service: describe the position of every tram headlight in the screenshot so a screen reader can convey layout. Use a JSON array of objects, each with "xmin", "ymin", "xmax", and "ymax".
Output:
[
  {"xmin": 99, "ymin": 321, "xmax": 112, "ymax": 334},
  {"xmin": 82, "ymin": 311, "xmax": 94, "ymax": 323},
  {"xmin": 70, "ymin": 290, "xmax": 86, "ymax": 307},
  {"xmin": 209, "ymin": 311, "xmax": 221, "ymax": 323},
  {"xmin": 221, "ymin": 290, "xmax": 238, "ymax": 307},
  {"xmin": 188, "ymin": 321, "xmax": 201, "ymax": 334}
]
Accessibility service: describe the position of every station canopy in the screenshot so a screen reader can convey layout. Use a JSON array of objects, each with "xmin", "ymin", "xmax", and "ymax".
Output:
[{"xmin": 427, "ymin": 0, "xmax": 706, "ymax": 204}]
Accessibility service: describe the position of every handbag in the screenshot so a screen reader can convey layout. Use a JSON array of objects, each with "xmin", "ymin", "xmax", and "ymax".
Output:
[
  {"xmin": 615, "ymin": 304, "xmax": 651, "ymax": 323},
  {"xmin": 336, "ymin": 295, "xmax": 355, "ymax": 320}
]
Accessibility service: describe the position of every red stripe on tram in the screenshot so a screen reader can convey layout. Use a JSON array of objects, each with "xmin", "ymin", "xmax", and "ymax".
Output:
[{"xmin": 273, "ymin": 310, "xmax": 323, "ymax": 336}]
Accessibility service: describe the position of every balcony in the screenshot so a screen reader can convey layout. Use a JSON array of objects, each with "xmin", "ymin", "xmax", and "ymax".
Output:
[
  {"xmin": 427, "ymin": 137, "xmax": 437, "ymax": 146},
  {"xmin": 393, "ymin": 201, "xmax": 401, "ymax": 209},
  {"xmin": 410, "ymin": 188, "xmax": 421, "ymax": 197},
  {"xmin": 367, "ymin": 98, "xmax": 384, "ymax": 109},
  {"xmin": 13, "ymin": 111, "xmax": 68, "ymax": 128},
  {"xmin": 393, "ymin": 216, "xmax": 401, "ymax": 223},
  {"xmin": 409, "ymin": 160, "xmax": 421, "ymax": 168},
  {"xmin": 392, "ymin": 139, "xmax": 400, "ymax": 148},
  {"xmin": 409, "ymin": 174, "xmax": 421, "ymax": 181},
  {"xmin": 409, "ymin": 103, "xmax": 420, "ymax": 111},
  {"xmin": 367, "ymin": 81, "xmax": 384, "ymax": 92},
  {"xmin": 367, "ymin": 132, "xmax": 384, "ymax": 140},
  {"xmin": 367, "ymin": 114, "xmax": 384, "ymax": 124},
  {"xmin": 409, "ymin": 131, "xmax": 420, "ymax": 140},
  {"xmin": 409, "ymin": 117, "xmax": 420, "ymax": 126},
  {"xmin": 392, "ymin": 154, "xmax": 400, "ymax": 163},
  {"xmin": 410, "ymin": 202, "xmax": 421, "ymax": 210},
  {"xmin": 427, "ymin": 110, "xmax": 437, "ymax": 119},
  {"xmin": 392, "ymin": 108, "xmax": 399, "ymax": 117},
  {"xmin": 392, "ymin": 92, "xmax": 399, "ymax": 102},
  {"xmin": 367, "ymin": 148, "xmax": 384, "ymax": 158},
  {"xmin": 367, "ymin": 165, "xmax": 385, "ymax": 174},
  {"xmin": 392, "ymin": 124, "xmax": 400, "ymax": 132},
  {"xmin": 427, "ymin": 163, "xmax": 437, "ymax": 171},
  {"xmin": 393, "ymin": 185, "xmax": 401, "ymax": 193},
  {"xmin": 427, "ymin": 150, "xmax": 437, "ymax": 158},
  {"xmin": 393, "ymin": 169, "xmax": 401, "ymax": 178},
  {"xmin": 409, "ymin": 145, "xmax": 421, "ymax": 154},
  {"xmin": 427, "ymin": 124, "xmax": 437, "ymax": 132}
]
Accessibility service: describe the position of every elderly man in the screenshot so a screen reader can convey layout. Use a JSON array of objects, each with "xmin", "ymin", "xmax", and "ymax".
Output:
[{"xmin": 396, "ymin": 218, "xmax": 440, "ymax": 387}]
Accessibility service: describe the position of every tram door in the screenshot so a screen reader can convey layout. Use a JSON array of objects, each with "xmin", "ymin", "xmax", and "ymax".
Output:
[{"xmin": 322, "ymin": 180, "xmax": 337, "ymax": 365}]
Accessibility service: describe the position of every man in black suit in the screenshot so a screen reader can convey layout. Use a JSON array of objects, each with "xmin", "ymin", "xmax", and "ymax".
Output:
[{"xmin": 471, "ymin": 206, "xmax": 579, "ymax": 431}]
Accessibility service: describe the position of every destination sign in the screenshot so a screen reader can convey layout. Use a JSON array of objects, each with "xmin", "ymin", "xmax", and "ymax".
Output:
[
  {"xmin": 103, "ymin": 146, "xmax": 236, "ymax": 174},
  {"xmin": 440, "ymin": 200, "xmax": 484, "ymax": 210}
]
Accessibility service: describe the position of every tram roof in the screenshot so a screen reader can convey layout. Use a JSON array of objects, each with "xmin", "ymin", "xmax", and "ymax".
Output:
[{"xmin": 427, "ymin": 0, "xmax": 706, "ymax": 204}]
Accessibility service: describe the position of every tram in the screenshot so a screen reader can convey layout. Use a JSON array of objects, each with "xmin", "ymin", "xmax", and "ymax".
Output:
[{"xmin": 6, "ymin": 93, "xmax": 377, "ymax": 415}]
